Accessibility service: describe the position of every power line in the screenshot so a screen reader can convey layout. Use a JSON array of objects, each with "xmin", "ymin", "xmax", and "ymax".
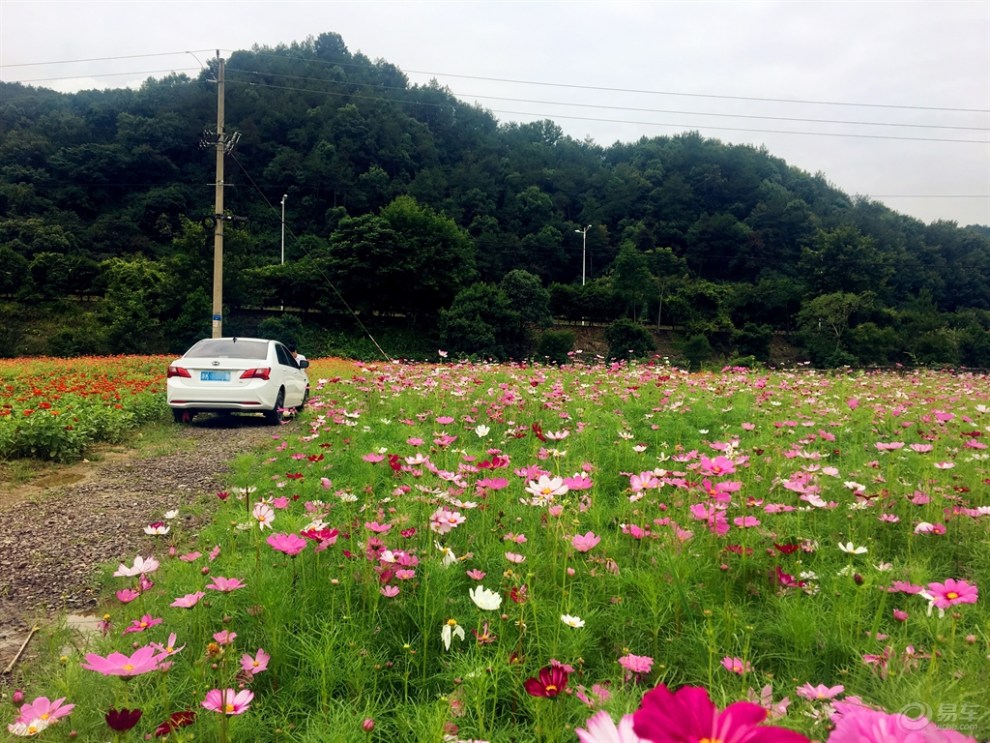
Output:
[
  {"xmin": 5, "ymin": 47, "xmax": 989, "ymax": 116},
  {"xmin": 227, "ymin": 68, "xmax": 987, "ymax": 133},
  {"xmin": 229, "ymin": 78, "xmax": 989, "ymax": 145}
]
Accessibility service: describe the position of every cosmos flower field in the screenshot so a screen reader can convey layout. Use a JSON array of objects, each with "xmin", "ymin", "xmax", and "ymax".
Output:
[{"xmin": 5, "ymin": 357, "xmax": 990, "ymax": 741}]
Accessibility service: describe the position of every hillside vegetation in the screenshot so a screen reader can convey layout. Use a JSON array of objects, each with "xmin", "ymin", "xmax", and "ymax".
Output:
[{"xmin": 2, "ymin": 32, "xmax": 989, "ymax": 366}]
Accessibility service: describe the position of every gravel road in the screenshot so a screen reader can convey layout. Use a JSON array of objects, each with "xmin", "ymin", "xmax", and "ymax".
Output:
[{"xmin": 0, "ymin": 415, "xmax": 279, "ymax": 676}]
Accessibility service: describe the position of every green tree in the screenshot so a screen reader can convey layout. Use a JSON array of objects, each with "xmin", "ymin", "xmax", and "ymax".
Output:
[
  {"xmin": 800, "ymin": 224, "xmax": 892, "ymax": 296},
  {"xmin": 605, "ymin": 318, "xmax": 655, "ymax": 361},
  {"xmin": 439, "ymin": 282, "xmax": 523, "ymax": 360},
  {"xmin": 611, "ymin": 242, "xmax": 651, "ymax": 320},
  {"xmin": 796, "ymin": 291, "xmax": 865, "ymax": 366}
]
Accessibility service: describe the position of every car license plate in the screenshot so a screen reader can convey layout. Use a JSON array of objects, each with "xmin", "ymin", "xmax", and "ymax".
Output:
[{"xmin": 200, "ymin": 370, "xmax": 230, "ymax": 382}]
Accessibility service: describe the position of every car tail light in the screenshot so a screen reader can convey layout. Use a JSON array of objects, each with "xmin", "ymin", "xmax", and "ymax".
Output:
[
  {"xmin": 240, "ymin": 367, "xmax": 271, "ymax": 380},
  {"xmin": 167, "ymin": 365, "xmax": 192, "ymax": 378}
]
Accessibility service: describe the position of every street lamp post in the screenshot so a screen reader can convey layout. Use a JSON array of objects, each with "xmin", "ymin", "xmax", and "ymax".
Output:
[
  {"xmin": 575, "ymin": 224, "xmax": 591, "ymax": 286},
  {"xmin": 280, "ymin": 194, "xmax": 287, "ymax": 311},
  {"xmin": 280, "ymin": 194, "xmax": 288, "ymax": 266}
]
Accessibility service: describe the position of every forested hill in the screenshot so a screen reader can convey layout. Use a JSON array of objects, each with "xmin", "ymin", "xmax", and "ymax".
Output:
[{"xmin": 1, "ymin": 31, "xmax": 989, "ymax": 367}]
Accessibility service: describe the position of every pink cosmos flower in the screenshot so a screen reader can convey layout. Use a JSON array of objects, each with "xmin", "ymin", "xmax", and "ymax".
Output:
[
  {"xmin": 179, "ymin": 551, "xmax": 201, "ymax": 562},
  {"xmin": 213, "ymin": 630, "xmax": 237, "ymax": 645},
  {"xmin": 829, "ymin": 701, "xmax": 976, "ymax": 743},
  {"xmin": 206, "ymin": 576, "xmax": 246, "ymax": 592},
  {"xmin": 618, "ymin": 653, "xmax": 654, "ymax": 682},
  {"xmin": 82, "ymin": 645, "xmax": 166, "ymax": 676},
  {"xmin": 240, "ymin": 648, "xmax": 270, "ymax": 676},
  {"xmin": 266, "ymin": 532, "xmax": 308, "ymax": 557},
  {"xmin": 123, "ymin": 614, "xmax": 163, "ymax": 634},
  {"xmin": 466, "ymin": 569, "xmax": 486, "ymax": 581},
  {"xmin": 202, "ymin": 688, "xmax": 254, "ymax": 716},
  {"xmin": 795, "ymin": 683, "xmax": 844, "ymax": 701},
  {"xmin": 505, "ymin": 551, "xmax": 526, "ymax": 563},
  {"xmin": 572, "ymin": 531, "xmax": 601, "ymax": 553},
  {"xmin": 632, "ymin": 683, "xmax": 810, "ymax": 742},
  {"xmin": 577, "ymin": 710, "xmax": 647, "ymax": 743},
  {"xmin": 380, "ymin": 585, "xmax": 400, "ymax": 597},
  {"xmin": 14, "ymin": 696, "xmax": 75, "ymax": 726},
  {"xmin": 171, "ymin": 591, "xmax": 205, "ymax": 608},
  {"xmin": 721, "ymin": 656, "xmax": 752, "ymax": 675},
  {"xmin": 698, "ymin": 455, "xmax": 737, "ymax": 476},
  {"xmin": 116, "ymin": 588, "xmax": 141, "ymax": 604},
  {"xmin": 925, "ymin": 578, "xmax": 979, "ymax": 608},
  {"xmin": 153, "ymin": 633, "xmax": 185, "ymax": 657},
  {"xmin": 429, "ymin": 506, "xmax": 466, "ymax": 534}
]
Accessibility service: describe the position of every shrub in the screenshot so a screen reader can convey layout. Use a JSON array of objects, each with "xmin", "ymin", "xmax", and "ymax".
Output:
[
  {"xmin": 605, "ymin": 318, "xmax": 654, "ymax": 360},
  {"xmin": 535, "ymin": 329, "xmax": 575, "ymax": 365}
]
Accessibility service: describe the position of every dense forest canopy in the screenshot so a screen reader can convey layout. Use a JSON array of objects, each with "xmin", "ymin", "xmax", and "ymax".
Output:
[{"xmin": 1, "ymin": 32, "xmax": 989, "ymax": 366}]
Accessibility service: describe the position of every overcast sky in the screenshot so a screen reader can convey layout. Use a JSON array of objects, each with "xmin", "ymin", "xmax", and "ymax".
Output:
[{"xmin": 2, "ymin": 0, "xmax": 988, "ymax": 227}]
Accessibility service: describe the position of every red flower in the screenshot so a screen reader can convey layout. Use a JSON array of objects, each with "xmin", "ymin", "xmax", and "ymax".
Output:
[
  {"xmin": 524, "ymin": 665, "xmax": 570, "ymax": 698},
  {"xmin": 106, "ymin": 708, "xmax": 143, "ymax": 732},
  {"xmin": 154, "ymin": 710, "xmax": 196, "ymax": 737}
]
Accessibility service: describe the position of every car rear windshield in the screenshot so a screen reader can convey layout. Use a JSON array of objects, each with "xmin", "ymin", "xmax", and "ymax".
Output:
[{"xmin": 184, "ymin": 339, "xmax": 269, "ymax": 360}]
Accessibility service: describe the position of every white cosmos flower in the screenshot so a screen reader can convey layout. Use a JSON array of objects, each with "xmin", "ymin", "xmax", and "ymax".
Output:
[
  {"xmin": 469, "ymin": 585, "xmax": 503, "ymax": 611},
  {"xmin": 252, "ymin": 503, "xmax": 275, "ymax": 530},
  {"xmin": 435, "ymin": 541, "xmax": 458, "ymax": 567},
  {"xmin": 524, "ymin": 475, "xmax": 569, "ymax": 506},
  {"xmin": 164, "ymin": 510, "xmax": 179, "ymax": 520},
  {"xmin": 440, "ymin": 619, "xmax": 464, "ymax": 650},
  {"xmin": 113, "ymin": 555, "xmax": 160, "ymax": 577},
  {"xmin": 561, "ymin": 614, "xmax": 585, "ymax": 628},
  {"xmin": 474, "ymin": 424, "xmax": 491, "ymax": 437},
  {"xmin": 837, "ymin": 541, "xmax": 868, "ymax": 555}
]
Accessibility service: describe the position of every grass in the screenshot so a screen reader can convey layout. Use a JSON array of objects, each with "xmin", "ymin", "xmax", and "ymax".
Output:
[{"xmin": 4, "ymin": 360, "xmax": 990, "ymax": 742}]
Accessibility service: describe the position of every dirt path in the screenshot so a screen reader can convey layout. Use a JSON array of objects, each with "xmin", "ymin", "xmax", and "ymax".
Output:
[{"xmin": 0, "ymin": 415, "xmax": 280, "ymax": 676}]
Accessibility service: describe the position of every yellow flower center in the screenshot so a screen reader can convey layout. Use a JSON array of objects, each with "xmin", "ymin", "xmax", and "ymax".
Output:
[
  {"xmin": 700, "ymin": 739, "xmax": 723, "ymax": 743},
  {"xmin": 225, "ymin": 703, "xmax": 235, "ymax": 713},
  {"xmin": 947, "ymin": 591, "xmax": 959, "ymax": 600},
  {"xmin": 447, "ymin": 618, "xmax": 458, "ymax": 626},
  {"xmin": 123, "ymin": 663, "xmax": 134, "ymax": 671},
  {"xmin": 252, "ymin": 660, "xmax": 260, "ymax": 667},
  {"xmin": 545, "ymin": 684, "xmax": 557, "ymax": 693},
  {"xmin": 39, "ymin": 713, "xmax": 50, "ymax": 720}
]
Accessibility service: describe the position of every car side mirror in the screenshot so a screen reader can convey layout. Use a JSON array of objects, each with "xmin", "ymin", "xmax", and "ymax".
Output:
[{"xmin": 299, "ymin": 359, "xmax": 309, "ymax": 369}]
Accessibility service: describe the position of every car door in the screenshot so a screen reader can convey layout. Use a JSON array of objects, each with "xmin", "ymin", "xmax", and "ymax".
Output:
[{"xmin": 274, "ymin": 342, "xmax": 307, "ymax": 406}]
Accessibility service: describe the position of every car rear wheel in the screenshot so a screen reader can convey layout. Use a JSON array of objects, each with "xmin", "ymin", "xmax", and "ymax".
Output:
[{"xmin": 265, "ymin": 388, "xmax": 285, "ymax": 425}]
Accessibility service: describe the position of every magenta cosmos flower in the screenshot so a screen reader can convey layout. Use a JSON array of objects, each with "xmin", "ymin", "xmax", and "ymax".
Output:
[
  {"xmin": 81, "ymin": 645, "xmax": 166, "ymax": 677},
  {"xmin": 202, "ymin": 688, "xmax": 254, "ymax": 715},
  {"xmin": 926, "ymin": 578, "xmax": 979, "ymax": 609},
  {"xmin": 266, "ymin": 532, "xmax": 308, "ymax": 557},
  {"xmin": 632, "ymin": 683, "xmax": 811, "ymax": 743}
]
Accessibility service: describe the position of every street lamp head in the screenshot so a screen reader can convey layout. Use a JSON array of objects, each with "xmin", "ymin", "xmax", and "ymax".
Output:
[{"xmin": 281, "ymin": 194, "xmax": 288, "ymax": 205}]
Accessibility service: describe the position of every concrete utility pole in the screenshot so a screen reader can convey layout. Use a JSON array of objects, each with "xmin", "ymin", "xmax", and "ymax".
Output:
[
  {"xmin": 575, "ymin": 224, "xmax": 591, "ymax": 286},
  {"xmin": 211, "ymin": 53, "xmax": 226, "ymax": 338}
]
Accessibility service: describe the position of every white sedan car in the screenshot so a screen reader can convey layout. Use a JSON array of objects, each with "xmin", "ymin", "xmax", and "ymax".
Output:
[{"xmin": 167, "ymin": 337, "xmax": 309, "ymax": 424}]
